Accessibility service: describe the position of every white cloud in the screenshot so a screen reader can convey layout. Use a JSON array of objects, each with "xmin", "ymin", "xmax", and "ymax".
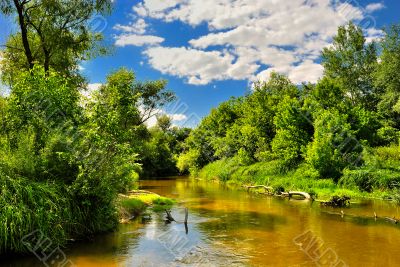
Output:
[
  {"xmin": 115, "ymin": 34, "xmax": 164, "ymax": 47},
  {"xmin": 365, "ymin": 3, "xmax": 385, "ymax": 13},
  {"xmin": 113, "ymin": 16, "xmax": 164, "ymax": 47},
  {"xmin": 170, "ymin": 113, "xmax": 187, "ymax": 121},
  {"xmin": 364, "ymin": 28, "xmax": 384, "ymax": 43},
  {"xmin": 133, "ymin": 0, "xmax": 184, "ymax": 18},
  {"xmin": 144, "ymin": 46, "xmax": 258, "ymax": 84},
  {"xmin": 114, "ymin": 18, "xmax": 148, "ymax": 34},
  {"xmin": 130, "ymin": 0, "xmax": 382, "ymax": 85}
]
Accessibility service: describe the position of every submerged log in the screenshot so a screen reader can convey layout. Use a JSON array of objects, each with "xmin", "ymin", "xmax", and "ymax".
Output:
[{"xmin": 384, "ymin": 217, "xmax": 398, "ymax": 224}]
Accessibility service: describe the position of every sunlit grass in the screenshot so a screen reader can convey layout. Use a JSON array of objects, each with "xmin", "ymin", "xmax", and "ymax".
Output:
[
  {"xmin": 118, "ymin": 192, "xmax": 175, "ymax": 220},
  {"xmin": 196, "ymin": 158, "xmax": 400, "ymax": 200}
]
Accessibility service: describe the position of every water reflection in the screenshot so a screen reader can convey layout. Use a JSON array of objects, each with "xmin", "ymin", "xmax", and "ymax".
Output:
[{"xmin": 2, "ymin": 177, "xmax": 400, "ymax": 266}]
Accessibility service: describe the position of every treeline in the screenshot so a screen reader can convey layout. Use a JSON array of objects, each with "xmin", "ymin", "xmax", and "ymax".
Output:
[
  {"xmin": 178, "ymin": 23, "xmax": 400, "ymax": 195},
  {"xmin": 0, "ymin": 0, "xmax": 186, "ymax": 254}
]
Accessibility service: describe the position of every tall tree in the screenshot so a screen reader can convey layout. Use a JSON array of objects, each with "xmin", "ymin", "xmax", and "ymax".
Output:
[
  {"xmin": 374, "ymin": 25, "xmax": 400, "ymax": 129},
  {"xmin": 322, "ymin": 22, "xmax": 378, "ymax": 109},
  {"xmin": 0, "ymin": 0, "xmax": 111, "ymax": 84}
]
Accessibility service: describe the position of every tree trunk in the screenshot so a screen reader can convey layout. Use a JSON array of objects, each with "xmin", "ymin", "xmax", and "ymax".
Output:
[{"xmin": 13, "ymin": 0, "xmax": 34, "ymax": 69}]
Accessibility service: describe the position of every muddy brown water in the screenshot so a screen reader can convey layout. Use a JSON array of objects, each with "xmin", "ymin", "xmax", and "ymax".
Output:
[{"xmin": 2, "ymin": 177, "xmax": 400, "ymax": 266}]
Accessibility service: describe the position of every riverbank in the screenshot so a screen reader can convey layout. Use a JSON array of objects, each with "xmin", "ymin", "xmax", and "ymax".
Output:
[
  {"xmin": 195, "ymin": 158, "xmax": 400, "ymax": 201},
  {"xmin": 3, "ymin": 177, "xmax": 400, "ymax": 266},
  {"xmin": 118, "ymin": 190, "xmax": 175, "ymax": 223}
]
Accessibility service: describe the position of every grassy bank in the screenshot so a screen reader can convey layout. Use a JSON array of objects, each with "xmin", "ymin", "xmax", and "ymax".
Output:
[
  {"xmin": 118, "ymin": 190, "xmax": 175, "ymax": 222},
  {"xmin": 0, "ymin": 174, "xmax": 100, "ymax": 254},
  {"xmin": 195, "ymin": 156, "xmax": 400, "ymax": 200}
]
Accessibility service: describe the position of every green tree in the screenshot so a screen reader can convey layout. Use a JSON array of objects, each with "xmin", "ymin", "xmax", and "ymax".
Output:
[
  {"xmin": 322, "ymin": 22, "xmax": 378, "ymax": 109},
  {"xmin": 374, "ymin": 25, "xmax": 400, "ymax": 129},
  {"xmin": 306, "ymin": 109, "xmax": 362, "ymax": 180},
  {"xmin": 156, "ymin": 114, "xmax": 172, "ymax": 132},
  {"xmin": 0, "ymin": 0, "xmax": 111, "ymax": 84},
  {"xmin": 271, "ymin": 97, "xmax": 312, "ymax": 169},
  {"xmin": 6, "ymin": 66, "xmax": 81, "ymax": 151},
  {"xmin": 227, "ymin": 72, "xmax": 299, "ymax": 160}
]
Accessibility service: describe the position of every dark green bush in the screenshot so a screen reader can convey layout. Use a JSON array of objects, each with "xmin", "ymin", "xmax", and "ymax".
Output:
[{"xmin": 339, "ymin": 169, "xmax": 374, "ymax": 192}]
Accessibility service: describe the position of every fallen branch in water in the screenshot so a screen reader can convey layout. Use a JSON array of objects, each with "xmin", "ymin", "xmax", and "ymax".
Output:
[
  {"xmin": 384, "ymin": 216, "xmax": 398, "ymax": 224},
  {"xmin": 281, "ymin": 191, "xmax": 312, "ymax": 200},
  {"xmin": 282, "ymin": 191, "xmax": 312, "ymax": 199},
  {"xmin": 165, "ymin": 209, "xmax": 175, "ymax": 222},
  {"xmin": 244, "ymin": 185, "xmax": 312, "ymax": 200}
]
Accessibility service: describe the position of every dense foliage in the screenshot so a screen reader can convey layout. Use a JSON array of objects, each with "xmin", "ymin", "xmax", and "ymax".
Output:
[
  {"xmin": 178, "ymin": 22, "xmax": 400, "ymax": 196},
  {"xmin": 0, "ymin": 1, "xmax": 184, "ymax": 254},
  {"xmin": 1, "ymin": 1, "xmax": 400, "ymax": 255}
]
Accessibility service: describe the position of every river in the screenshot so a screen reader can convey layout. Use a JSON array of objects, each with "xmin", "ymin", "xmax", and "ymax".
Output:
[{"xmin": 2, "ymin": 177, "xmax": 400, "ymax": 266}]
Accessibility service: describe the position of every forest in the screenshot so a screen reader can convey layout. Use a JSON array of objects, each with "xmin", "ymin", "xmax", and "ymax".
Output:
[
  {"xmin": 0, "ymin": 0, "xmax": 399, "ymax": 258},
  {"xmin": 177, "ymin": 22, "xmax": 400, "ymax": 198},
  {"xmin": 0, "ymin": 0, "xmax": 188, "ymax": 254}
]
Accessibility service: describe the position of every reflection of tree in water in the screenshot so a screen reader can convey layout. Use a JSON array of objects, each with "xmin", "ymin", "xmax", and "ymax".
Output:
[{"xmin": 195, "ymin": 208, "xmax": 287, "ymax": 235}]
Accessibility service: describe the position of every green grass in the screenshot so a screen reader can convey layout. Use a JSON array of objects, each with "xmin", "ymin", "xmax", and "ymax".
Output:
[
  {"xmin": 118, "ymin": 192, "xmax": 175, "ymax": 220},
  {"xmin": 0, "ymin": 172, "xmax": 87, "ymax": 254},
  {"xmin": 196, "ymin": 157, "xmax": 400, "ymax": 200}
]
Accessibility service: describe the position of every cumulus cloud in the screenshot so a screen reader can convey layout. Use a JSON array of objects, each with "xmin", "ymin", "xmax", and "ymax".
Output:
[
  {"xmin": 128, "ymin": 0, "xmax": 383, "ymax": 84},
  {"xmin": 114, "ymin": 18, "xmax": 148, "ymax": 34},
  {"xmin": 114, "ymin": 17, "xmax": 164, "ymax": 47},
  {"xmin": 144, "ymin": 46, "xmax": 258, "ymax": 84}
]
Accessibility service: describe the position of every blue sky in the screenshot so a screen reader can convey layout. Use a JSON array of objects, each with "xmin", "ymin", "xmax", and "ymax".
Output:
[{"xmin": 1, "ymin": 0, "xmax": 400, "ymax": 127}]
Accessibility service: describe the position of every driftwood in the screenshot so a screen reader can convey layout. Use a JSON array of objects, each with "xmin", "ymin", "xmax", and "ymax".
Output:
[
  {"xmin": 165, "ymin": 209, "xmax": 175, "ymax": 222},
  {"xmin": 281, "ymin": 191, "xmax": 312, "ymax": 200},
  {"xmin": 384, "ymin": 217, "xmax": 398, "ymax": 224},
  {"xmin": 165, "ymin": 208, "xmax": 190, "ymax": 234},
  {"xmin": 244, "ymin": 185, "xmax": 312, "ymax": 200}
]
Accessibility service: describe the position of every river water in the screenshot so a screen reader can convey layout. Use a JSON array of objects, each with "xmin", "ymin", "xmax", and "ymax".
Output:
[{"xmin": 2, "ymin": 177, "xmax": 400, "ymax": 266}]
